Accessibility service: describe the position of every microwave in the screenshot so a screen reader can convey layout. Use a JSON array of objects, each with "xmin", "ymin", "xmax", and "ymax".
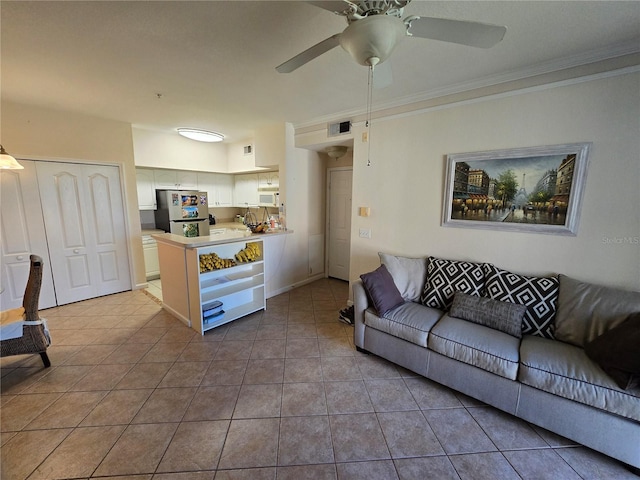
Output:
[{"xmin": 259, "ymin": 192, "xmax": 279, "ymax": 207}]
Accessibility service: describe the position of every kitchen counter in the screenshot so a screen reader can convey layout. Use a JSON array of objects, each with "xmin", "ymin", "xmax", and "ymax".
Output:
[
  {"xmin": 152, "ymin": 227, "xmax": 291, "ymax": 248},
  {"xmin": 142, "ymin": 228, "xmax": 164, "ymax": 236},
  {"xmin": 153, "ymin": 227, "xmax": 291, "ymax": 334}
]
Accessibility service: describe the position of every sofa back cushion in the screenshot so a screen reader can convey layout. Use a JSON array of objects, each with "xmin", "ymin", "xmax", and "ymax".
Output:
[
  {"xmin": 554, "ymin": 274, "xmax": 640, "ymax": 348},
  {"xmin": 450, "ymin": 291, "xmax": 527, "ymax": 338},
  {"xmin": 378, "ymin": 252, "xmax": 427, "ymax": 303},
  {"xmin": 483, "ymin": 264, "xmax": 559, "ymax": 339},
  {"xmin": 420, "ymin": 257, "xmax": 485, "ymax": 311}
]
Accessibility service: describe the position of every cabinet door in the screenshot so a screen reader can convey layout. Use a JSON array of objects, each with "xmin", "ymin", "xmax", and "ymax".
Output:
[
  {"xmin": 0, "ymin": 162, "xmax": 57, "ymax": 309},
  {"xmin": 177, "ymin": 170, "xmax": 198, "ymax": 189},
  {"xmin": 234, "ymin": 174, "xmax": 259, "ymax": 206},
  {"xmin": 153, "ymin": 169, "xmax": 178, "ymax": 188},
  {"xmin": 258, "ymin": 172, "xmax": 279, "ymax": 190},
  {"xmin": 136, "ymin": 168, "xmax": 157, "ymax": 209},
  {"xmin": 268, "ymin": 173, "xmax": 279, "ymax": 189},
  {"xmin": 196, "ymin": 172, "xmax": 216, "ymax": 200},
  {"xmin": 214, "ymin": 174, "xmax": 234, "ymax": 206}
]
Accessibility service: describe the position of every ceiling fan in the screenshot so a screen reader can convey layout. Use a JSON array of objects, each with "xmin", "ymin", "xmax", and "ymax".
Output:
[{"xmin": 276, "ymin": 0, "xmax": 507, "ymax": 73}]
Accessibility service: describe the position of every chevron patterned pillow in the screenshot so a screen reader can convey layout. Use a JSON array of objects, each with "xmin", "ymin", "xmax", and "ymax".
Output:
[
  {"xmin": 420, "ymin": 256, "xmax": 485, "ymax": 311},
  {"xmin": 483, "ymin": 264, "xmax": 559, "ymax": 339}
]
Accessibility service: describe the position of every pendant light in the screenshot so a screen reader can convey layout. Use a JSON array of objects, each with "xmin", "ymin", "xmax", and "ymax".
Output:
[{"xmin": 0, "ymin": 145, "xmax": 24, "ymax": 170}]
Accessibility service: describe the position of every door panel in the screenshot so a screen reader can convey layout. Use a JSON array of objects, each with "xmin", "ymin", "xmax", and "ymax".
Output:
[
  {"xmin": 328, "ymin": 169, "xmax": 352, "ymax": 281},
  {"xmin": 87, "ymin": 169, "xmax": 130, "ymax": 295},
  {"xmin": 36, "ymin": 161, "xmax": 131, "ymax": 305},
  {"xmin": 0, "ymin": 162, "xmax": 57, "ymax": 309},
  {"xmin": 40, "ymin": 166, "xmax": 95, "ymax": 303}
]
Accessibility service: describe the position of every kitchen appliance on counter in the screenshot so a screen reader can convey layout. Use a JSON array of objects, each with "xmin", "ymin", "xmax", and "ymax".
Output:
[{"xmin": 155, "ymin": 190, "xmax": 209, "ymax": 237}]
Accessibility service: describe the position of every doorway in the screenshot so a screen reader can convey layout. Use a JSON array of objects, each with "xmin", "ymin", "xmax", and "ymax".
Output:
[{"xmin": 326, "ymin": 167, "xmax": 353, "ymax": 281}]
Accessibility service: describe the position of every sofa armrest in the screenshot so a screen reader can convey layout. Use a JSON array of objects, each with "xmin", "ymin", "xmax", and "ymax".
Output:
[{"xmin": 352, "ymin": 279, "xmax": 369, "ymax": 349}]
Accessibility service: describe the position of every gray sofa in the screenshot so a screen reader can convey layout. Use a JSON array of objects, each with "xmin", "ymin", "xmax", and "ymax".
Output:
[{"xmin": 353, "ymin": 253, "xmax": 640, "ymax": 470}]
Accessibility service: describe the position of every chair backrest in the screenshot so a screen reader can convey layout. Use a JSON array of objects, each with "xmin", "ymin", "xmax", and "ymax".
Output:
[{"xmin": 23, "ymin": 255, "xmax": 43, "ymax": 320}]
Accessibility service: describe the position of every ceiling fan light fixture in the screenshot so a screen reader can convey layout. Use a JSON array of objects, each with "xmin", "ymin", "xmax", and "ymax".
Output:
[
  {"xmin": 0, "ymin": 145, "xmax": 25, "ymax": 170},
  {"xmin": 339, "ymin": 15, "xmax": 406, "ymax": 66},
  {"xmin": 177, "ymin": 128, "xmax": 225, "ymax": 143}
]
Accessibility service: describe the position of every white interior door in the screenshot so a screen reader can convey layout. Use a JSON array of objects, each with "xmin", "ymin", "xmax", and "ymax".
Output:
[
  {"xmin": 36, "ymin": 162, "xmax": 131, "ymax": 305},
  {"xmin": 327, "ymin": 168, "xmax": 352, "ymax": 281},
  {"xmin": 0, "ymin": 161, "xmax": 57, "ymax": 309}
]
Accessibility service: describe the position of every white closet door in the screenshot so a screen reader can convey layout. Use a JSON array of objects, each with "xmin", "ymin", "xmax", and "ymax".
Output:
[
  {"xmin": 0, "ymin": 161, "xmax": 57, "ymax": 309},
  {"xmin": 327, "ymin": 168, "xmax": 352, "ymax": 281},
  {"xmin": 36, "ymin": 162, "xmax": 131, "ymax": 305}
]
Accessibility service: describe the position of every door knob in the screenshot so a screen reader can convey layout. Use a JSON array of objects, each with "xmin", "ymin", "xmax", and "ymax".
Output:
[
  {"xmin": 17, "ymin": 255, "xmax": 24, "ymax": 261},
  {"xmin": 73, "ymin": 249, "xmax": 80, "ymax": 254}
]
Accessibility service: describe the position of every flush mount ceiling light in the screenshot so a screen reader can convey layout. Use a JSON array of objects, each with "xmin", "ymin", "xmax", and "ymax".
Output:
[
  {"xmin": 177, "ymin": 128, "xmax": 225, "ymax": 143},
  {"xmin": 326, "ymin": 145, "xmax": 349, "ymax": 160},
  {"xmin": 0, "ymin": 145, "xmax": 25, "ymax": 170}
]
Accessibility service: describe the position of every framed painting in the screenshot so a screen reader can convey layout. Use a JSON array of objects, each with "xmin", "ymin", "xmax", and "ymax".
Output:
[{"xmin": 442, "ymin": 143, "xmax": 591, "ymax": 235}]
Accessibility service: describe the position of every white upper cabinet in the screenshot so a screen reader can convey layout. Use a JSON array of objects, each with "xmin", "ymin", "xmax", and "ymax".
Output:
[
  {"xmin": 196, "ymin": 172, "xmax": 216, "ymax": 200},
  {"xmin": 258, "ymin": 172, "xmax": 279, "ymax": 190},
  {"xmin": 154, "ymin": 169, "xmax": 198, "ymax": 190},
  {"xmin": 136, "ymin": 168, "xmax": 157, "ymax": 210},
  {"xmin": 198, "ymin": 172, "xmax": 233, "ymax": 206},
  {"xmin": 234, "ymin": 174, "xmax": 259, "ymax": 207},
  {"xmin": 214, "ymin": 174, "xmax": 234, "ymax": 206}
]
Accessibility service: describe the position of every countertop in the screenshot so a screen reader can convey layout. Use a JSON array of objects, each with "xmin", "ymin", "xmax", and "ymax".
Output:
[
  {"xmin": 141, "ymin": 228, "xmax": 164, "ymax": 236},
  {"xmin": 152, "ymin": 227, "xmax": 291, "ymax": 248}
]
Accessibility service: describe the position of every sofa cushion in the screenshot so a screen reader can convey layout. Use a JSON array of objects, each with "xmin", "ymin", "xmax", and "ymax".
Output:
[
  {"xmin": 450, "ymin": 291, "xmax": 526, "ymax": 338},
  {"xmin": 554, "ymin": 274, "xmax": 640, "ymax": 348},
  {"xmin": 584, "ymin": 313, "xmax": 640, "ymax": 390},
  {"xmin": 519, "ymin": 335, "xmax": 640, "ymax": 422},
  {"xmin": 428, "ymin": 315, "xmax": 521, "ymax": 380},
  {"xmin": 379, "ymin": 252, "xmax": 427, "ymax": 303},
  {"xmin": 483, "ymin": 264, "xmax": 559, "ymax": 339},
  {"xmin": 364, "ymin": 302, "xmax": 444, "ymax": 347},
  {"xmin": 360, "ymin": 264, "xmax": 405, "ymax": 316},
  {"xmin": 420, "ymin": 257, "xmax": 485, "ymax": 311}
]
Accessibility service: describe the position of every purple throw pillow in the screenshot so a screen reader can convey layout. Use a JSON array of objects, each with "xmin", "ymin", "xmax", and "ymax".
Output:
[{"xmin": 360, "ymin": 264, "xmax": 405, "ymax": 316}]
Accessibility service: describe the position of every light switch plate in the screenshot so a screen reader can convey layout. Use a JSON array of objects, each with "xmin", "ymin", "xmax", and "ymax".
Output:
[{"xmin": 359, "ymin": 228, "xmax": 371, "ymax": 239}]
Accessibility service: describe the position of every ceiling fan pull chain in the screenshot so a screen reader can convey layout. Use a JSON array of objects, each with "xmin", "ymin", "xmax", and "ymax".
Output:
[{"xmin": 366, "ymin": 63, "xmax": 374, "ymax": 167}]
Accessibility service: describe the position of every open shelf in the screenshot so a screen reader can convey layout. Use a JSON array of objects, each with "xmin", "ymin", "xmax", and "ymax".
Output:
[{"xmin": 188, "ymin": 238, "xmax": 265, "ymax": 335}]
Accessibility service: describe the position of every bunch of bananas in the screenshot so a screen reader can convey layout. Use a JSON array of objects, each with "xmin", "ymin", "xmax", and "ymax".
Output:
[
  {"xmin": 199, "ymin": 252, "xmax": 236, "ymax": 273},
  {"xmin": 235, "ymin": 242, "xmax": 261, "ymax": 263}
]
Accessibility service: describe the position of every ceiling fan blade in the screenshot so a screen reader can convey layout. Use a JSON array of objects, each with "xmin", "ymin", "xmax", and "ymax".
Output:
[
  {"xmin": 276, "ymin": 33, "xmax": 342, "ymax": 73},
  {"xmin": 407, "ymin": 16, "xmax": 506, "ymax": 48}
]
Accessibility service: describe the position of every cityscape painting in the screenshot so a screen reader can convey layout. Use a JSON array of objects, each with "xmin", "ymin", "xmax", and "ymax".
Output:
[{"xmin": 442, "ymin": 143, "xmax": 591, "ymax": 235}]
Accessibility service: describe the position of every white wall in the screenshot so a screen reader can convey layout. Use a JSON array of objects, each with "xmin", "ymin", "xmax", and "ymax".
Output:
[
  {"xmin": 1, "ymin": 100, "xmax": 147, "ymax": 288},
  {"xmin": 132, "ymin": 127, "xmax": 227, "ymax": 172},
  {"xmin": 347, "ymin": 72, "xmax": 639, "ymax": 290}
]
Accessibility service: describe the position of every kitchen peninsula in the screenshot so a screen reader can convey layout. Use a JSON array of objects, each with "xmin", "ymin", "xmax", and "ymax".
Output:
[{"xmin": 152, "ymin": 228, "xmax": 290, "ymax": 334}]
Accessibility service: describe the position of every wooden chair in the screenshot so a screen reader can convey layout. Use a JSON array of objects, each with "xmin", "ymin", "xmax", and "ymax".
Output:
[{"xmin": 0, "ymin": 254, "xmax": 51, "ymax": 367}]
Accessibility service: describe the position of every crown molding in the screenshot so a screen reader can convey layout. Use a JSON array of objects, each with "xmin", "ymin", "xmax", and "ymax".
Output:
[{"xmin": 293, "ymin": 40, "xmax": 640, "ymax": 132}]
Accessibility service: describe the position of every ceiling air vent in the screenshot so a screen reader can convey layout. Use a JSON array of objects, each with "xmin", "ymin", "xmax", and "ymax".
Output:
[
  {"xmin": 243, "ymin": 144, "xmax": 253, "ymax": 155},
  {"xmin": 327, "ymin": 120, "xmax": 351, "ymax": 137}
]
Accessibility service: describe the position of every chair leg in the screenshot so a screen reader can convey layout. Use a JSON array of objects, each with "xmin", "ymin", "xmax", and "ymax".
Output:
[{"xmin": 40, "ymin": 352, "xmax": 51, "ymax": 368}]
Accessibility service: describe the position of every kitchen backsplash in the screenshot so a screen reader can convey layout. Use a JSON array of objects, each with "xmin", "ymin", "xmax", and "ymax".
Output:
[{"xmin": 140, "ymin": 206, "xmax": 277, "ymax": 230}]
